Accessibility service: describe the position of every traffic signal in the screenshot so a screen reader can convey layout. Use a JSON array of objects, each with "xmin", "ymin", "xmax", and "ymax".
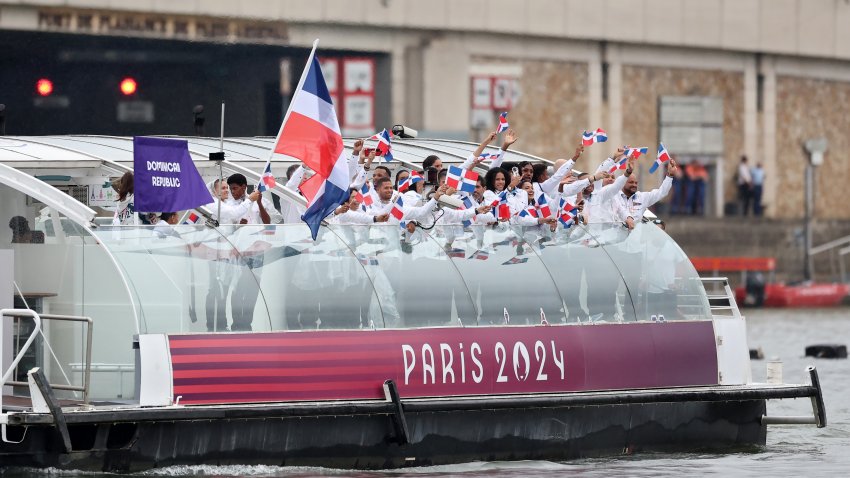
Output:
[
  {"xmin": 120, "ymin": 77, "xmax": 137, "ymax": 96},
  {"xmin": 36, "ymin": 78, "xmax": 54, "ymax": 97}
]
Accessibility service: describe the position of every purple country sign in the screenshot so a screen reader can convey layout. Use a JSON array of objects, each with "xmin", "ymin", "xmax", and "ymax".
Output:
[{"xmin": 133, "ymin": 136, "xmax": 212, "ymax": 212}]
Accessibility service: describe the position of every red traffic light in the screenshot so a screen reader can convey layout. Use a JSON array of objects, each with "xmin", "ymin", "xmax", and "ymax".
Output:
[
  {"xmin": 36, "ymin": 78, "xmax": 54, "ymax": 97},
  {"xmin": 120, "ymin": 77, "xmax": 138, "ymax": 96}
]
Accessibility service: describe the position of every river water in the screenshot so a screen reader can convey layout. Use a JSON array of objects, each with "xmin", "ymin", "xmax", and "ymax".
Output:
[{"xmin": 4, "ymin": 308, "xmax": 849, "ymax": 477}]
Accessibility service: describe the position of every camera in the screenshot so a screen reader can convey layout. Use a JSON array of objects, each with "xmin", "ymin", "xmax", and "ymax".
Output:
[
  {"xmin": 392, "ymin": 124, "xmax": 418, "ymax": 139},
  {"xmin": 424, "ymin": 166, "xmax": 439, "ymax": 185}
]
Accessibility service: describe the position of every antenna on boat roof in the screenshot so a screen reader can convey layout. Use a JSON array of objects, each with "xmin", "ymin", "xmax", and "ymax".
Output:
[{"xmin": 213, "ymin": 101, "xmax": 225, "ymax": 225}]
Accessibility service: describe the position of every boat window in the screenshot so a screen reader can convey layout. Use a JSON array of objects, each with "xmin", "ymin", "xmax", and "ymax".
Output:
[
  {"xmin": 535, "ymin": 223, "xmax": 637, "ymax": 323},
  {"xmin": 1, "ymin": 184, "xmax": 137, "ymax": 403},
  {"xmin": 595, "ymin": 222, "xmax": 711, "ymax": 322}
]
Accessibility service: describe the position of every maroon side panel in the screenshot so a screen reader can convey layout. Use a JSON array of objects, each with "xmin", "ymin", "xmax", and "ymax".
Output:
[{"xmin": 168, "ymin": 321, "xmax": 719, "ymax": 405}]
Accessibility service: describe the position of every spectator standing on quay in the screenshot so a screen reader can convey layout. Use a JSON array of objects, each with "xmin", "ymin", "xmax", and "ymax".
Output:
[
  {"xmin": 737, "ymin": 155, "xmax": 753, "ymax": 216},
  {"xmin": 685, "ymin": 160, "xmax": 708, "ymax": 215},
  {"xmin": 751, "ymin": 162, "xmax": 765, "ymax": 216}
]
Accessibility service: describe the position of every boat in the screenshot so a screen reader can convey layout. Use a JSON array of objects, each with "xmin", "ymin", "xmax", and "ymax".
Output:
[
  {"xmin": 0, "ymin": 135, "xmax": 826, "ymax": 471},
  {"xmin": 735, "ymin": 282, "xmax": 850, "ymax": 308}
]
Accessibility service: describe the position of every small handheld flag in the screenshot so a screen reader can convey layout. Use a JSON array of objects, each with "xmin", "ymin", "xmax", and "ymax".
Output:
[
  {"xmin": 498, "ymin": 203, "xmax": 511, "ymax": 220},
  {"xmin": 478, "ymin": 152, "xmax": 501, "ymax": 161},
  {"xmin": 183, "ymin": 211, "xmax": 202, "ymax": 225},
  {"xmin": 650, "ymin": 143, "xmax": 671, "ymax": 174},
  {"xmin": 397, "ymin": 171, "xmax": 423, "ymax": 192},
  {"xmin": 581, "ymin": 128, "xmax": 608, "ymax": 146},
  {"xmin": 461, "ymin": 197, "xmax": 474, "ymax": 227},
  {"xmin": 446, "ymin": 165, "xmax": 479, "ymax": 193},
  {"xmin": 496, "ymin": 112, "xmax": 509, "ymax": 134},
  {"xmin": 625, "ymin": 146, "xmax": 649, "ymax": 159},
  {"xmin": 390, "ymin": 197, "xmax": 405, "ymax": 220},
  {"xmin": 519, "ymin": 207, "xmax": 539, "ymax": 218},
  {"xmin": 257, "ymin": 161, "xmax": 276, "ymax": 192},
  {"xmin": 375, "ymin": 128, "xmax": 394, "ymax": 162},
  {"xmin": 559, "ymin": 198, "xmax": 578, "ymax": 228},
  {"xmin": 357, "ymin": 182, "xmax": 374, "ymax": 206},
  {"xmin": 537, "ymin": 193, "xmax": 552, "ymax": 218}
]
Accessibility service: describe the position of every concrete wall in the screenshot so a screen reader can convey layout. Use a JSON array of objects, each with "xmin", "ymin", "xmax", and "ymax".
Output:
[
  {"xmin": 667, "ymin": 217, "xmax": 850, "ymax": 285},
  {"xmin": 7, "ymin": 0, "xmax": 850, "ymax": 61},
  {"xmin": 3, "ymin": 0, "xmax": 850, "ymax": 220},
  {"xmin": 775, "ymin": 76, "xmax": 850, "ymax": 220}
]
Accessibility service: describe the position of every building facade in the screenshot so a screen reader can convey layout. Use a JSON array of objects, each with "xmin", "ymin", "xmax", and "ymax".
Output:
[{"xmin": 1, "ymin": 0, "xmax": 849, "ymax": 219}]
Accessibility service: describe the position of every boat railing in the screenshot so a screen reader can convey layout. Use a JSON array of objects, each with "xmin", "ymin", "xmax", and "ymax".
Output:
[
  {"xmin": 699, "ymin": 277, "xmax": 742, "ymax": 319},
  {"xmin": 1, "ymin": 309, "xmax": 42, "ymax": 427},
  {"xmin": 1, "ymin": 312, "xmax": 93, "ymax": 405}
]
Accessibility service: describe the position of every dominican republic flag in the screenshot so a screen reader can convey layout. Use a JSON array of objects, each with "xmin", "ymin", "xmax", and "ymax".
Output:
[
  {"xmin": 272, "ymin": 41, "xmax": 350, "ymax": 239},
  {"xmin": 257, "ymin": 161, "xmax": 276, "ymax": 192},
  {"xmin": 581, "ymin": 128, "xmax": 608, "ymax": 146},
  {"xmin": 608, "ymin": 156, "xmax": 627, "ymax": 173},
  {"xmin": 496, "ymin": 112, "xmax": 509, "ymax": 133},
  {"xmin": 490, "ymin": 190, "xmax": 509, "ymax": 219},
  {"xmin": 183, "ymin": 211, "xmax": 202, "ymax": 225},
  {"xmin": 374, "ymin": 128, "xmax": 394, "ymax": 162},
  {"xmin": 537, "ymin": 193, "xmax": 552, "ymax": 217},
  {"xmin": 490, "ymin": 190, "xmax": 508, "ymax": 208},
  {"xmin": 446, "ymin": 165, "xmax": 479, "ymax": 193},
  {"xmin": 625, "ymin": 146, "xmax": 649, "ymax": 159},
  {"xmin": 356, "ymin": 182, "xmax": 374, "ymax": 206},
  {"xmin": 461, "ymin": 196, "xmax": 474, "ymax": 227},
  {"xmin": 478, "ymin": 152, "xmax": 501, "ymax": 161},
  {"xmin": 559, "ymin": 198, "xmax": 578, "ymax": 228},
  {"xmin": 519, "ymin": 207, "xmax": 538, "ymax": 218},
  {"xmin": 497, "ymin": 203, "xmax": 511, "ymax": 220},
  {"xmin": 650, "ymin": 143, "xmax": 671, "ymax": 174},
  {"xmin": 390, "ymin": 197, "xmax": 405, "ymax": 220},
  {"xmin": 397, "ymin": 171, "xmax": 423, "ymax": 192}
]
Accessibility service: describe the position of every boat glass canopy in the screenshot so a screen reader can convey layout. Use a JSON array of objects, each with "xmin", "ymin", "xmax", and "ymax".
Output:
[{"xmin": 1, "ymin": 135, "xmax": 710, "ymax": 403}]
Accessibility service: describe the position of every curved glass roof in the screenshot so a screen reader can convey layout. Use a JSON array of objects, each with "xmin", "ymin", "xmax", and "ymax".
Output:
[
  {"xmin": 92, "ymin": 222, "xmax": 711, "ymax": 334},
  {"xmin": 1, "ymin": 135, "xmax": 551, "ymax": 173}
]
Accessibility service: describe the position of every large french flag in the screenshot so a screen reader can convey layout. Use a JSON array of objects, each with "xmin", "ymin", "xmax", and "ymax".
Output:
[{"xmin": 273, "ymin": 41, "xmax": 350, "ymax": 239}]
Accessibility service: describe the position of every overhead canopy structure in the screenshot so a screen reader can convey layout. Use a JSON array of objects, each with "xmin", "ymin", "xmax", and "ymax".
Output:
[{"xmin": 0, "ymin": 135, "xmax": 704, "ymax": 402}]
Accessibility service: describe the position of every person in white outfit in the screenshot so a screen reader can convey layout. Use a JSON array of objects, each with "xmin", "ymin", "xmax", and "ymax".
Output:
[{"xmin": 617, "ymin": 158, "xmax": 677, "ymax": 229}]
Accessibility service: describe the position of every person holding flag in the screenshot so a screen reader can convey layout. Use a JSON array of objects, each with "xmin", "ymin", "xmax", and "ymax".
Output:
[
  {"xmin": 617, "ymin": 158, "xmax": 678, "ymax": 229},
  {"xmin": 458, "ymin": 129, "xmax": 519, "ymax": 172}
]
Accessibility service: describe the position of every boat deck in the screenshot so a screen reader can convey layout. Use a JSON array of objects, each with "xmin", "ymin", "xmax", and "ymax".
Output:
[{"xmin": 2, "ymin": 394, "xmax": 120, "ymax": 412}]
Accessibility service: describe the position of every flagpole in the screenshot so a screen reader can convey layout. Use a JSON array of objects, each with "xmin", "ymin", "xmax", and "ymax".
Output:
[
  {"xmin": 265, "ymin": 38, "xmax": 320, "ymax": 165},
  {"xmin": 217, "ymin": 101, "xmax": 225, "ymax": 225}
]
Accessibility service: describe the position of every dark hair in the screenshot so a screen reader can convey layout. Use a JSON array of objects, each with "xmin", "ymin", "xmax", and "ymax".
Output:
[
  {"xmin": 9, "ymin": 216, "xmax": 29, "ymax": 234},
  {"xmin": 532, "ymin": 164, "xmax": 548, "ymax": 183},
  {"xmin": 437, "ymin": 169, "xmax": 448, "ymax": 181},
  {"xmin": 227, "ymin": 173, "xmax": 247, "ymax": 186},
  {"xmin": 394, "ymin": 168, "xmax": 409, "ymax": 188},
  {"xmin": 116, "ymin": 171, "xmax": 134, "ymax": 201},
  {"xmin": 160, "ymin": 212, "xmax": 177, "ymax": 222},
  {"xmin": 484, "ymin": 167, "xmax": 509, "ymax": 192},
  {"xmin": 374, "ymin": 165, "xmax": 391, "ymax": 179},
  {"xmin": 286, "ymin": 164, "xmax": 301, "ymax": 180},
  {"xmin": 374, "ymin": 176, "xmax": 392, "ymax": 190},
  {"xmin": 577, "ymin": 172, "xmax": 590, "ymax": 180},
  {"xmin": 519, "ymin": 161, "xmax": 532, "ymax": 171},
  {"xmin": 422, "ymin": 155, "xmax": 440, "ymax": 170}
]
